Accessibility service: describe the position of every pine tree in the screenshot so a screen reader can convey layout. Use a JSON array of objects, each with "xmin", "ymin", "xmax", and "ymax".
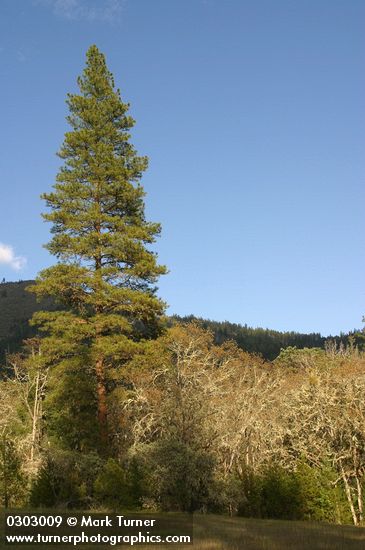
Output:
[{"xmin": 30, "ymin": 45, "xmax": 167, "ymax": 450}]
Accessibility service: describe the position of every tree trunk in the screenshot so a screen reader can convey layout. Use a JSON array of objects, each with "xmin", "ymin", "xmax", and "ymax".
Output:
[
  {"xmin": 95, "ymin": 358, "xmax": 108, "ymax": 449},
  {"xmin": 30, "ymin": 369, "xmax": 40, "ymax": 463},
  {"xmin": 340, "ymin": 462, "xmax": 358, "ymax": 526},
  {"xmin": 355, "ymin": 474, "xmax": 363, "ymax": 524},
  {"xmin": 94, "ymin": 208, "xmax": 108, "ymax": 450}
]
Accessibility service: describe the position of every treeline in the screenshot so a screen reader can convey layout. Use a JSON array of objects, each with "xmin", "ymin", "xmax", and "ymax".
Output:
[
  {"xmin": 1, "ymin": 283, "xmax": 361, "ymax": 363},
  {"xmin": 1, "ymin": 323, "xmax": 364, "ymax": 525},
  {"xmin": 169, "ymin": 315, "xmax": 362, "ymax": 360}
]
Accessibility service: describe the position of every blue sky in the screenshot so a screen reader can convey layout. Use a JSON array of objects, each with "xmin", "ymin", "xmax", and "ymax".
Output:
[{"xmin": 0, "ymin": 0, "xmax": 364, "ymax": 336}]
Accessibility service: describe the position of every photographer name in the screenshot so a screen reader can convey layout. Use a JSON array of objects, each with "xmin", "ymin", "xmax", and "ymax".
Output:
[{"xmin": 81, "ymin": 515, "xmax": 156, "ymax": 528}]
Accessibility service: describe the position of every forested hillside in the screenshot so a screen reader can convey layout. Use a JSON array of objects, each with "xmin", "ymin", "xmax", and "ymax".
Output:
[
  {"xmin": 0, "ymin": 280, "xmax": 57, "ymax": 360},
  {"xmin": 0, "ymin": 281, "xmax": 359, "ymax": 362},
  {"xmin": 169, "ymin": 315, "xmax": 327, "ymax": 360}
]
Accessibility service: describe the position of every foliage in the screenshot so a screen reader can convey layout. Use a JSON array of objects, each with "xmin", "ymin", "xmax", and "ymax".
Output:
[
  {"xmin": 123, "ymin": 324, "xmax": 365, "ymax": 522},
  {"xmin": 27, "ymin": 45, "xmax": 166, "ymax": 450},
  {"xmin": 30, "ymin": 450, "xmax": 102, "ymax": 508},
  {"xmin": 169, "ymin": 315, "xmax": 325, "ymax": 360},
  {"xmin": 274, "ymin": 346, "xmax": 326, "ymax": 369},
  {"xmin": 94, "ymin": 458, "xmax": 143, "ymax": 509},
  {"xmin": 0, "ymin": 438, "xmax": 27, "ymax": 507},
  {"xmin": 168, "ymin": 315, "xmax": 361, "ymax": 360},
  {"xmin": 294, "ymin": 462, "xmax": 349, "ymax": 523},
  {"xmin": 43, "ymin": 357, "xmax": 99, "ymax": 452},
  {"xmin": 1, "ymin": 321, "xmax": 364, "ymax": 521},
  {"xmin": 142, "ymin": 440, "xmax": 215, "ymax": 512}
]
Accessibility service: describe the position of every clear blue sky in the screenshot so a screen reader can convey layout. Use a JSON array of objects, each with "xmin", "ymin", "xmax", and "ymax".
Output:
[{"xmin": 0, "ymin": 0, "xmax": 364, "ymax": 336}]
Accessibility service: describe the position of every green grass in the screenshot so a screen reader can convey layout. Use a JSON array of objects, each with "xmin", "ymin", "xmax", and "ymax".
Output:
[{"xmin": 186, "ymin": 515, "xmax": 365, "ymax": 549}]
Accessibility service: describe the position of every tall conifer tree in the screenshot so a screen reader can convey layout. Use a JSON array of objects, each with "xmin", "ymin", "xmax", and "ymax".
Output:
[{"xmin": 30, "ymin": 46, "xmax": 166, "ymax": 449}]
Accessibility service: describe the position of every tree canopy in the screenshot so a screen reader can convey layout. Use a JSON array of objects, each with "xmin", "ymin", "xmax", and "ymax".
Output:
[{"xmin": 29, "ymin": 45, "xmax": 167, "ymax": 450}]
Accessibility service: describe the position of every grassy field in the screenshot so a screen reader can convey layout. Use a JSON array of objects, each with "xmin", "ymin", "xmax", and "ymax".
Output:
[
  {"xmin": 186, "ymin": 515, "xmax": 365, "ymax": 549},
  {"xmin": 1, "ymin": 512, "xmax": 365, "ymax": 549}
]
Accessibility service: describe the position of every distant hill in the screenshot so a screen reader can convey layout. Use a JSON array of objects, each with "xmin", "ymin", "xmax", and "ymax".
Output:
[
  {"xmin": 171, "ymin": 316, "xmax": 365, "ymax": 360},
  {"xmin": 0, "ymin": 280, "xmax": 56, "ymax": 359},
  {"xmin": 0, "ymin": 280, "xmax": 360, "ymax": 362},
  {"xmin": 168, "ymin": 315, "xmax": 329, "ymax": 360}
]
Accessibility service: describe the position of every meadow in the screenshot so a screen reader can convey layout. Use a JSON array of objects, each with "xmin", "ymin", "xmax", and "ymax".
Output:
[
  {"xmin": 2, "ymin": 513, "xmax": 365, "ymax": 550},
  {"xmin": 187, "ymin": 515, "xmax": 365, "ymax": 550}
]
